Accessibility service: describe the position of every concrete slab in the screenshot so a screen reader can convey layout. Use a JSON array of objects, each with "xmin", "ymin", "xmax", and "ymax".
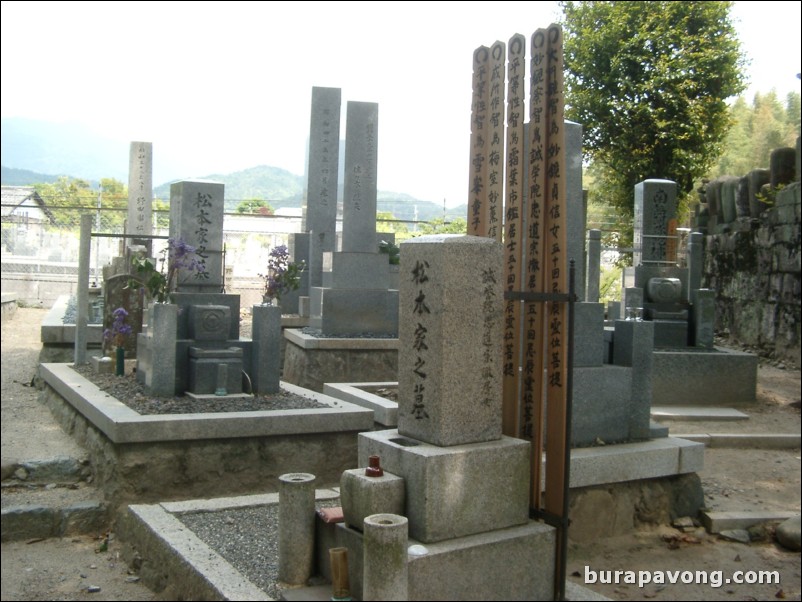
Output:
[
  {"xmin": 40, "ymin": 363, "xmax": 374, "ymax": 444},
  {"xmin": 323, "ymin": 382, "xmax": 398, "ymax": 426},
  {"xmin": 281, "ymin": 584, "xmax": 330, "ymax": 601},
  {"xmin": 652, "ymin": 348, "xmax": 758, "ymax": 406},
  {"xmin": 671, "ymin": 433, "xmax": 802, "ymax": 449},
  {"xmin": 566, "ymin": 437, "xmax": 705, "ymax": 489},
  {"xmin": 701, "ymin": 510, "xmax": 799, "ymax": 534},
  {"xmin": 566, "ymin": 581, "xmax": 615, "ymax": 601},
  {"xmin": 651, "ymin": 406, "xmax": 749, "ymax": 421},
  {"xmin": 160, "ymin": 489, "xmax": 340, "ymax": 514},
  {"xmin": 284, "ymin": 328, "xmax": 398, "ymax": 351}
]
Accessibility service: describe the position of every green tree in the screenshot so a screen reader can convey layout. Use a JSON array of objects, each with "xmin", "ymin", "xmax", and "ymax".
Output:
[
  {"xmin": 33, "ymin": 176, "xmax": 129, "ymax": 229},
  {"xmin": 561, "ymin": 1, "xmax": 746, "ymax": 262},
  {"xmin": 235, "ymin": 198, "xmax": 275, "ymax": 215},
  {"xmin": 415, "ymin": 217, "xmax": 467, "ymax": 236},
  {"xmin": 711, "ymin": 90, "xmax": 801, "ymax": 178},
  {"xmin": 34, "ymin": 176, "xmax": 96, "ymax": 226},
  {"xmin": 376, "ymin": 211, "xmax": 409, "ymax": 235}
]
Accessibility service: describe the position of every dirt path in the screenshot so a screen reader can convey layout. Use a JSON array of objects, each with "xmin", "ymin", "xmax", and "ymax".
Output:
[{"xmin": 1, "ymin": 308, "xmax": 158, "ymax": 602}]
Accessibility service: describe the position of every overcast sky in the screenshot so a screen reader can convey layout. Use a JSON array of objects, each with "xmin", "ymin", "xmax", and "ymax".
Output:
[{"xmin": 2, "ymin": 1, "xmax": 800, "ymax": 207}]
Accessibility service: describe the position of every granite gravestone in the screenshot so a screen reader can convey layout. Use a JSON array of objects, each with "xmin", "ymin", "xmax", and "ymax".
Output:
[
  {"xmin": 169, "ymin": 180, "xmax": 224, "ymax": 293},
  {"xmin": 127, "ymin": 141, "xmax": 153, "ymax": 249},
  {"xmin": 309, "ymin": 101, "xmax": 399, "ymax": 336},
  {"xmin": 634, "ymin": 179, "xmax": 678, "ymax": 266}
]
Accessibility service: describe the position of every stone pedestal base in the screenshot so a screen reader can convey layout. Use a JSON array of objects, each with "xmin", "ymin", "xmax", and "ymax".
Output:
[
  {"xmin": 309, "ymin": 287, "xmax": 399, "ymax": 336},
  {"xmin": 358, "ymin": 429, "xmax": 530, "ymax": 544},
  {"xmin": 652, "ymin": 348, "xmax": 758, "ymax": 405},
  {"xmin": 335, "ymin": 520, "xmax": 555, "ymax": 601},
  {"xmin": 281, "ymin": 329, "xmax": 398, "ymax": 393}
]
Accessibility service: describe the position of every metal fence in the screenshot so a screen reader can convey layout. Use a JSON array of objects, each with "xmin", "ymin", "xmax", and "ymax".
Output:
[
  {"xmin": 2, "ymin": 204, "xmax": 688, "ymax": 308},
  {"xmin": 1, "ymin": 205, "xmax": 417, "ymax": 308}
]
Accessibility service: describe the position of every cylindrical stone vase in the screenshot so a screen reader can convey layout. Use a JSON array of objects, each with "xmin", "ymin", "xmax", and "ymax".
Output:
[
  {"xmin": 278, "ymin": 472, "xmax": 316, "ymax": 585},
  {"xmin": 363, "ymin": 513, "xmax": 408, "ymax": 601},
  {"xmin": 115, "ymin": 346, "xmax": 125, "ymax": 376}
]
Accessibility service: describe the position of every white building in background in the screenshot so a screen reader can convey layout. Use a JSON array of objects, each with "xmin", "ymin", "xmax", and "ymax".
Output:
[{"xmin": 1, "ymin": 186, "xmax": 55, "ymax": 257}]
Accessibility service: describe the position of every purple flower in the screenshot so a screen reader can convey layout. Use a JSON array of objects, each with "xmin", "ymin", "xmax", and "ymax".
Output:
[
  {"xmin": 259, "ymin": 244, "xmax": 304, "ymax": 303},
  {"xmin": 104, "ymin": 306, "xmax": 132, "ymax": 347}
]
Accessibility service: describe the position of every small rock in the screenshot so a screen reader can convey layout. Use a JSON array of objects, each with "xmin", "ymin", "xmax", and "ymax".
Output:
[
  {"xmin": 86, "ymin": 585, "xmax": 101, "ymax": 593},
  {"xmin": 747, "ymin": 522, "xmax": 773, "ymax": 543},
  {"xmin": 673, "ymin": 516, "xmax": 695, "ymax": 531},
  {"xmin": 719, "ymin": 529, "xmax": 751, "ymax": 544},
  {"xmin": 13, "ymin": 467, "xmax": 29, "ymax": 480},
  {"xmin": 1, "ymin": 461, "xmax": 18, "ymax": 481},
  {"xmin": 775, "ymin": 515, "xmax": 801, "ymax": 551},
  {"xmin": 125, "ymin": 576, "xmax": 141, "ymax": 583}
]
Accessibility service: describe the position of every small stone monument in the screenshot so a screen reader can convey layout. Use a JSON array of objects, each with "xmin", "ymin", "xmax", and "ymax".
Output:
[
  {"xmin": 336, "ymin": 234, "xmax": 555, "ymax": 600},
  {"xmin": 608, "ymin": 179, "xmax": 757, "ymax": 406},
  {"xmin": 137, "ymin": 179, "xmax": 282, "ymax": 397}
]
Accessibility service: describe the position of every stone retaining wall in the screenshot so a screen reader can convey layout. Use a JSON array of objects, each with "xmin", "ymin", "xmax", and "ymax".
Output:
[
  {"xmin": 703, "ymin": 182, "xmax": 801, "ymax": 368},
  {"xmin": 39, "ymin": 382, "xmax": 362, "ymax": 512}
]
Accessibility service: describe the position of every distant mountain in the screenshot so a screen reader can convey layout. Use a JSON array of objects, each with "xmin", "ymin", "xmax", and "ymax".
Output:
[
  {"xmin": 154, "ymin": 165, "xmax": 465, "ymax": 222},
  {"xmin": 2, "ymin": 116, "xmax": 467, "ymax": 222},
  {"xmin": 1, "ymin": 166, "xmax": 64, "ymax": 186},
  {"xmin": 152, "ymin": 165, "xmax": 305, "ymax": 210}
]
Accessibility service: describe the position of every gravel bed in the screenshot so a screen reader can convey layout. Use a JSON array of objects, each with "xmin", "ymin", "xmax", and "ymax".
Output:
[
  {"xmin": 69, "ymin": 363, "xmax": 326, "ymax": 414},
  {"xmin": 176, "ymin": 500, "xmax": 341, "ymax": 598}
]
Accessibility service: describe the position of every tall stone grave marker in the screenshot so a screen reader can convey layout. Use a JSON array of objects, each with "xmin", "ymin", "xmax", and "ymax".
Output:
[
  {"xmin": 634, "ymin": 179, "xmax": 677, "ymax": 266},
  {"xmin": 397, "ymin": 235, "xmax": 503, "ymax": 446},
  {"xmin": 309, "ymin": 101, "xmax": 399, "ymax": 336},
  {"xmin": 127, "ymin": 141, "xmax": 153, "ymax": 245},
  {"xmin": 169, "ymin": 180, "xmax": 225, "ymax": 292},
  {"xmin": 342, "ymin": 101, "xmax": 378, "ymax": 253},
  {"xmin": 305, "ymin": 87, "xmax": 342, "ymax": 288}
]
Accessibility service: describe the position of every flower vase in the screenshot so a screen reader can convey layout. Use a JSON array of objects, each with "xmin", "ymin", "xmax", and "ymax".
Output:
[{"xmin": 115, "ymin": 346, "xmax": 125, "ymax": 376}]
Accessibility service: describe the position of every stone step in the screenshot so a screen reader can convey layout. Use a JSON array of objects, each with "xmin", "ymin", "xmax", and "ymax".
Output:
[
  {"xmin": 701, "ymin": 510, "xmax": 799, "ymax": 534},
  {"xmin": 1, "ymin": 455, "xmax": 92, "ymax": 485},
  {"xmin": 672, "ymin": 433, "xmax": 802, "ymax": 448},
  {"xmin": 1, "ymin": 453, "xmax": 106, "ymax": 542},
  {"xmin": 1, "ymin": 484, "xmax": 109, "ymax": 542},
  {"xmin": 651, "ymin": 406, "xmax": 749, "ymax": 421}
]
